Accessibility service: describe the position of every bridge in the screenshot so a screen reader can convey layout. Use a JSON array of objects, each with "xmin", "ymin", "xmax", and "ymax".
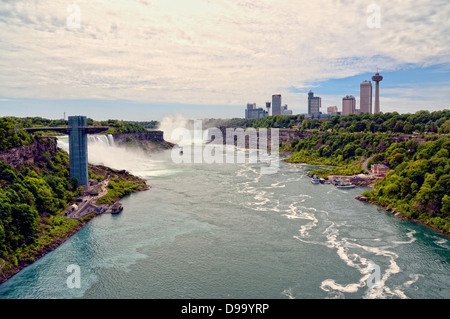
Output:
[
  {"xmin": 24, "ymin": 116, "xmax": 110, "ymax": 186},
  {"xmin": 24, "ymin": 126, "xmax": 110, "ymax": 135}
]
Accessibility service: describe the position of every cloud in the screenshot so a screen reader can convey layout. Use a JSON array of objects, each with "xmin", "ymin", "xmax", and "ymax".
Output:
[{"xmin": 0, "ymin": 0, "xmax": 449, "ymax": 112}]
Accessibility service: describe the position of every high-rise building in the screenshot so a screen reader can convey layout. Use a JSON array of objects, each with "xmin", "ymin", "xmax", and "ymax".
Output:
[
  {"xmin": 327, "ymin": 106, "xmax": 338, "ymax": 115},
  {"xmin": 360, "ymin": 80, "xmax": 372, "ymax": 114},
  {"xmin": 308, "ymin": 91, "xmax": 321, "ymax": 115},
  {"xmin": 272, "ymin": 94, "xmax": 282, "ymax": 116},
  {"xmin": 372, "ymin": 72, "xmax": 383, "ymax": 114},
  {"xmin": 342, "ymin": 95, "xmax": 356, "ymax": 115},
  {"xmin": 247, "ymin": 103, "xmax": 256, "ymax": 111},
  {"xmin": 245, "ymin": 103, "xmax": 268, "ymax": 119},
  {"xmin": 281, "ymin": 104, "xmax": 292, "ymax": 115}
]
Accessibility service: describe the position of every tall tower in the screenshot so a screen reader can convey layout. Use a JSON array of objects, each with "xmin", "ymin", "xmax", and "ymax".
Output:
[
  {"xmin": 68, "ymin": 116, "xmax": 89, "ymax": 186},
  {"xmin": 372, "ymin": 72, "xmax": 383, "ymax": 114},
  {"xmin": 266, "ymin": 102, "xmax": 271, "ymax": 115},
  {"xmin": 360, "ymin": 80, "xmax": 372, "ymax": 114}
]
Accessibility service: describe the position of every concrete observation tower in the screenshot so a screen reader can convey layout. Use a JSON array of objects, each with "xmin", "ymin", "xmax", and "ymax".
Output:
[
  {"xmin": 24, "ymin": 116, "xmax": 110, "ymax": 186},
  {"xmin": 372, "ymin": 72, "xmax": 383, "ymax": 114}
]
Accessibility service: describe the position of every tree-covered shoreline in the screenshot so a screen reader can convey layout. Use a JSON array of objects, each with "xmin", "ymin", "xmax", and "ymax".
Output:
[
  {"xmin": 0, "ymin": 117, "xmax": 150, "ymax": 283},
  {"xmin": 280, "ymin": 110, "xmax": 450, "ymax": 235}
]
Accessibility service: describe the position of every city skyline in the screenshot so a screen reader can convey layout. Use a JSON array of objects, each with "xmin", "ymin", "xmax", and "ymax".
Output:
[{"xmin": 0, "ymin": 0, "xmax": 449, "ymax": 121}]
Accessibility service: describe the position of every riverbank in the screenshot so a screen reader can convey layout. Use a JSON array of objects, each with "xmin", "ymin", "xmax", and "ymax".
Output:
[
  {"xmin": 285, "ymin": 151, "xmax": 449, "ymax": 237},
  {"xmin": 355, "ymin": 195, "xmax": 450, "ymax": 237},
  {"xmin": 0, "ymin": 165, "xmax": 149, "ymax": 285}
]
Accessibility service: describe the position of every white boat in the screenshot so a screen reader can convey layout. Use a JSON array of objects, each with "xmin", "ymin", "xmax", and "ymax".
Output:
[
  {"xmin": 311, "ymin": 175, "xmax": 320, "ymax": 184},
  {"xmin": 336, "ymin": 182, "xmax": 355, "ymax": 189}
]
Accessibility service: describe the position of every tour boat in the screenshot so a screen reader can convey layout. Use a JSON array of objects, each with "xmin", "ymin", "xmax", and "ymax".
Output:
[
  {"xmin": 336, "ymin": 182, "xmax": 355, "ymax": 189},
  {"xmin": 311, "ymin": 175, "xmax": 320, "ymax": 184}
]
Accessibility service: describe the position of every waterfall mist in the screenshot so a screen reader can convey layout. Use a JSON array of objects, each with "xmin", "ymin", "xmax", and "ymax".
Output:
[
  {"xmin": 157, "ymin": 114, "xmax": 191, "ymax": 144},
  {"xmin": 57, "ymin": 135, "xmax": 172, "ymax": 178},
  {"xmin": 157, "ymin": 114, "xmax": 215, "ymax": 147}
]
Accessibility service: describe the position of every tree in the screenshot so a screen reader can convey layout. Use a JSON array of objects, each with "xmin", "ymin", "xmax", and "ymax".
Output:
[
  {"xmin": 71, "ymin": 176, "xmax": 79, "ymax": 191},
  {"xmin": 343, "ymin": 144, "xmax": 357, "ymax": 159},
  {"xmin": 0, "ymin": 223, "xmax": 6, "ymax": 257},
  {"xmin": 11, "ymin": 204, "xmax": 39, "ymax": 243},
  {"xmin": 393, "ymin": 120, "xmax": 404, "ymax": 133},
  {"xmin": 442, "ymin": 119, "xmax": 450, "ymax": 134},
  {"xmin": 0, "ymin": 162, "xmax": 17, "ymax": 184},
  {"xmin": 389, "ymin": 153, "xmax": 405, "ymax": 168},
  {"xmin": 401, "ymin": 177, "xmax": 412, "ymax": 196},
  {"xmin": 355, "ymin": 147, "xmax": 364, "ymax": 157},
  {"xmin": 0, "ymin": 117, "xmax": 32, "ymax": 150},
  {"xmin": 403, "ymin": 123, "xmax": 413, "ymax": 134},
  {"xmin": 442, "ymin": 195, "xmax": 450, "ymax": 216}
]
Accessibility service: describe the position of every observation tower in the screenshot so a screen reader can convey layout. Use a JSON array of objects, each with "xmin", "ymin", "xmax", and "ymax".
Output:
[{"xmin": 371, "ymin": 72, "xmax": 383, "ymax": 114}]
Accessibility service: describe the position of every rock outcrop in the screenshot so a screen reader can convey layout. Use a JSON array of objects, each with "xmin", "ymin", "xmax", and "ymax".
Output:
[
  {"xmin": 0, "ymin": 136, "xmax": 57, "ymax": 168},
  {"xmin": 112, "ymin": 131, "xmax": 174, "ymax": 153},
  {"xmin": 112, "ymin": 131, "xmax": 165, "ymax": 144}
]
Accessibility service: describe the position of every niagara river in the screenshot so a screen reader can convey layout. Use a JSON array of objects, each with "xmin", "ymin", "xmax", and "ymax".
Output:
[{"xmin": 0, "ymin": 136, "xmax": 448, "ymax": 299}]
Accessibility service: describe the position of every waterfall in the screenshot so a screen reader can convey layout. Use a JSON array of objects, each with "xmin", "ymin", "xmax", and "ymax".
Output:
[
  {"xmin": 87, "ymin": 134, "xmax": 116, "ymax": 147},
  {"xmin": 57, "ymin": 134, "xmax": 172, "ymax": 178}
]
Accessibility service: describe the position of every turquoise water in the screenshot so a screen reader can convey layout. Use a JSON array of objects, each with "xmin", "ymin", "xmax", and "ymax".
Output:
[{"xmin": 0, "ymin": 141, "xmax": 449, "ymax": 299}]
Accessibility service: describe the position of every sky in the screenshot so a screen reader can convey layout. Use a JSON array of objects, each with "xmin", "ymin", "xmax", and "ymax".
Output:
[{"xmin": 0, "ymin": 0, "xmax": 449, "ymax": 121}]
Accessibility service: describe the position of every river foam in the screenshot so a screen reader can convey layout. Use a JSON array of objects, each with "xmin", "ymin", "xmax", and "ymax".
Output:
[{"xmin": 234, "ymin": 161, "xmax": 429, "ymax": 299}]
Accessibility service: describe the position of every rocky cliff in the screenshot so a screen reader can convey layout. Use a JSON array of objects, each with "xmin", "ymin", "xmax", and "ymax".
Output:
[
  {"xmin": 213, "ymin": 127, "xmax": 314, "ymax": 146},
  {"xmin": 112, "ymin": 131, "xmax": 165, "ymax": 143},
  {"xmin": 0, "ymin": 136, "xmax": 57, "ymax": 168},
  {"xmin": 112, "ymin": 131, "xmax": 174, "ymax": 153}
]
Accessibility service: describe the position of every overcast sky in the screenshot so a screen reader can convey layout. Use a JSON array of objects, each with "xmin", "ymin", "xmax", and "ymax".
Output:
[{"xmin": 0, "ymin": 0, "xmax": 449, "ymax": 120}]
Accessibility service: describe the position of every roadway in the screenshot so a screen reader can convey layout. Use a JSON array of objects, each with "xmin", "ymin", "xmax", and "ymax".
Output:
[{"xmin": 66, "ymin": 179, "xmax": 111, "ymax": 219}]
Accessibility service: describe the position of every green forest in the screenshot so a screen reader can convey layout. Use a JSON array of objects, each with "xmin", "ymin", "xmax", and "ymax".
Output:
[
  {"xmin": 0, "ymin": 117, "xmax": 148, "ymax": 281},
  {"xmin": 0, "ymin": 136, "xmax": 83, "ymax": 277},
  {"xmin": 362, "ymin": 138, "xmax": 450, "ymax": 233}
]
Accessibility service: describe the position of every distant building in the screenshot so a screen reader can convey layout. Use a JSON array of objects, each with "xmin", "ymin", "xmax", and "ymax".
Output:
[
  {"xmin": 266, "ymin": 102, "xmax": 271, "ymax": 115},
  {"xmin": 308, "ymin": 91, "xmax": 321, "ymax": 115},
  {"xmin": 272, "ymin": 95, "xmax": 282, "ymax": 116},
  {"xmin": 327, "ymin": 106, "xmax": 338, "ymax": 115},
  {"xmin": 245, "ymin": 103, "xmax": 268, "ymax": 119},
  {"xmin": 304, "ymin": 113, "xmax": 331, "ymax": 120},
  {"xmin": 342, "ymin": 95, "xmax": 356, "ymax": 116},
  {"xmin": 281, "ymin": 104, "xmax": 293, "ymax": 115},
  {"xmin": 371, "ymin": 164, "xmax": 390, "ymax": 176},
  {"xmin": 360, "ymin": 80, "xmax": 373, "ymax": 114}
]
